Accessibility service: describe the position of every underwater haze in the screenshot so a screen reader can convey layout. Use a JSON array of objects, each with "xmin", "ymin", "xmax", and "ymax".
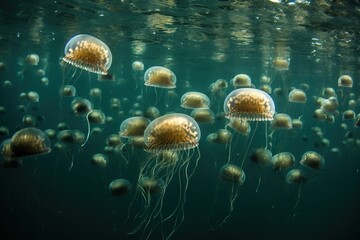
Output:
[{"xmin": 1, "ymin": 0, "xmax": 360, "ymax": 240}]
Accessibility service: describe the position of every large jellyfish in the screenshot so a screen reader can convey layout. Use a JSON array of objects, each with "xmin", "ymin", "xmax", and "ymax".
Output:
[{"xmin": 129, "ymin": 113, "xmax": 200, "ymax": 240}]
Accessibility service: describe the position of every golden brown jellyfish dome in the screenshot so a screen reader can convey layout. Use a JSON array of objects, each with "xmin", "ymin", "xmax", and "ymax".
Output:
[
  {"xmin": 10, "ymin": 127, "xmax": 51, "ymax": 159},
  {"xmin": 228, "ymin": 118, "xmax": 251, "ymax": 136},
  {"xmin": 144, "ymin": 66, "xmax": 176, "ymax": 89},
  {"xmin": 191, "ymin": 108, "xmax": 215, "ymax": 124},
  {"xmin": 180, "ymin": 91, "xmax": 210, "ymax": 109},
  {"xmin": 271, "ymin": 152, "xmax": 295, "ymax": 171},
  {"xmin": 271, "ymin": 113, "xmax": 293, "ymax": 129},
  {"xmin": 231, "ymin": 74, "xmax": 252, "ymax": 88},
  {"xmin": 119, "ymin": 116, "xmax": 151, "ymax": 138},
  {"xmin": 286, "ymin": 169, "xmax": 306, "ymax": 184},
  {"xmin": 288, "ymin": 89, "xmax": 307, "ymax": 103},
  {"xmin": 143, "ymin": 113, "xmax": 200, "ymax": 152},
  {"xmin": 300, "ymin": 151, "xmax": 325, "ymax": 171},
  {"xmin": 224, "ymin": 88, "xmax": 275, "ymax": 121},
  {"xmin": 219, "ymin": 164, "xmax": 246, "ymax": 184},
  {"xmin": 272, "ymin": 57, "xmax": 290, "ymax": 71},
  {"xmin": 62, "ymin": 34, "xmax": 112, "ymax": 75},
  {"xmin": 138, "ymin": 176, "xmax": 164, "ymax": 194},
  {"xmin": 338, "ymin": 75, "xmax": 353, "ymax": 88}
]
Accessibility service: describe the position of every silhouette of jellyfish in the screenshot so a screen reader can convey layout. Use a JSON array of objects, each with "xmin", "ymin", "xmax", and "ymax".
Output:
[
  {"xmin": 109, "ymin": 179, "xmax": 132, "ymax": 196},
  {"xmin": 212, "ymin": 164, "xmax": 245, "ymax": 228},
  {"xmin": 119, "ymin": 117, "xmax": 150, "ymax": 139},
  {"xmin": 250, "ymin": 147, "xmax": 272, "ymax": 193},
  {"xmin": 271, "ymin": 113, "xmax": 293, "ymax": 129},
  {"xmin": 0, "ymin": 139, "xmax": 22, "ymax": 168},
  {"xmin": 71, "ymin": 97, "xmax": 92, "ymax": 117},
  {"xmin": 271, "ymin": 152, "xmax": 295, "ymax": 171},
  {"xmin": 191, "ymin": 108, "xmax": 215, "ymax": 124},
  {"xmin": 130, "ymin": 113, "xmax": 200, "ymax": 240},
  {"xmin": 230, "ymin": 73, "xmax": 252, "ymax": 89},
  {"xmin": 271, "ymin": 57, "xmax": 290, "ymax": 95},
  {"xmin": 62, "ymin": 34, "xmax": 112, "ymax": 75},
  {"xmin": 286, "ymin": 168, "xmax": 307, "ymax": 220},
  {"xmin": 59, "ymin": 85, "xmax": 76, "ymax": 97},
  {"xmin": 143, "ymin": 66, "xmax": 177, "ymax": 106},
  {"xmin": 91, "ymin": 153, "xmax": 108, "ymax": 168},
  {"xmin": 300, "ymin": 151, "xmax": 325, "ymax": 171},
  {"xmin": 180, "ymin": 91, "xmax": 210, "ymax": 109},
  {"xmin": 288, "ymin": 89, "xmax": 307, "ymax": 103},
  {"xmin": 10, "ymin": 127, "xmax": 51, "ymax": 159},
  {"xmin": 338, "ymin": 75, "xmax": 353, "ymax": 88}
]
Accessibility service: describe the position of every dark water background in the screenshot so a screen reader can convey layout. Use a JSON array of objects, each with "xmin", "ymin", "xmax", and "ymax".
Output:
[{"xmin": 1, "ymin": 1, "xmax": 360, "ymax": 240}]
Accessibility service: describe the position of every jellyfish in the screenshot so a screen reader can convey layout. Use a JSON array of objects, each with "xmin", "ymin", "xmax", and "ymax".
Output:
[
  {"xmin": 250, "ymin": 147, "xmax": 272, "ymax": 193},
  {"xmin": 342, "ymin": 110, "xmax": 356, "ymax": 120},
  {"xmin": 180, "ymin": 91, "xmax": 210, "ymax": 109},
  {"xmin": 338, "ymin": 75, "xmax": 353, "ymax": 88},
  {"xmin": 271, "ymin": 113, "xmax": 292, "ymax": 129},
  {"xmin": 71, "ymin": 97, "xmax": 92, "ymax": 117},
  {"xmin": 62, "ymin": 34, "xmax": 112, "ymax": 75},
  {"xmin": 286, "ymin": 168, "xmax": 307, "ymax": 220},
  {"xmin": 9, "ymin": 127, "xmax": 51, "ymax": 159},
  {"xmin": 300, "ymin": 151, "xmax": 325, "ymax": 171},
  {"xmin": 224, "ymin": 88, "xmax": 275, "ymax": 168},
  {"xmin": 26, "ymin": 54, "xmax": 40, "ymax": 66},
  {"xmin": 271, "ymin": 152, "xmax": 295, "ymax": 171},
  {"xmin": 143, "ymin": 66, "xmax": 177, "ymax": 106},
  {"xmin": 144, "ymin": 106, "xmax": 160, "ymax": 120},
  {"xmin": 288, "ymin": 89, "xmax": 307, "ymax": 103},
  {"xmin": 0, "ymin": 139, "xmax": 22, "ymax": 168},
  {"xmin": 119, "ymin": 117, "xmax": 150, "ymax": 138},
  {"xmin": 191, "ymin": 108, "xmax": 215, "ymax": 124},
  {"xmin": 132, "ymin": 61, "xmax": 145, "ymax": 90},
  {"xmin": 109, "ymin": 179, "xmax": 132, "ymax": 196},
  {"xmin": 59, "ymin": 85, "xmax": 76, "ymax": 97},
  {"xmin": 129, "ymin": 113, "xmax": 200, "ymax": 239},
  {"xmin": 91, "ymin": 153, "xmax": 108, "ymax": 168},
  {"xmin": 230, "ymin": 73, "xmax": 252, "ymax": 89},
  {"xmin": 271, "ymin": 57, "xmax": 290, "ymax": 96},
  {"xmin": 210, "ymin": 164, "xmax": 245, "ymax": 228}
]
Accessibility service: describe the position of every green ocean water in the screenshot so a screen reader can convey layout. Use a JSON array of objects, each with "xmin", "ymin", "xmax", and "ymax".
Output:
[{"xmin": 1, "ymin": 1, "xmax": 360, "ymax": 240}]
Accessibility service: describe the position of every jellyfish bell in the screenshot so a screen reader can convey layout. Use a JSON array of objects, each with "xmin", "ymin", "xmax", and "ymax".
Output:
[
  {"xmin": 338, "ymin": 75, "xmax": 353, "ymax": 88},
  {"xmin": 300, "ymin": 151, "xmax": 325, "ymax": 171},
  {"xmin": 109, "ymin": 179, "xmax": 132, "ymax": 196},
  {"xmin": 219, "ymin": 164, "xmax": 246, "ymax": 185},
  {"xmin": 291, "ymin": 118, "xmax": 303, "ymax": 129},
  {"xmin": 87, "ymin": 109, "xmax": 106, "ymax": 124},
  {"xmin": 144, "ymin": 113, "xmax": 200, "ymax": 152},
  {"xmin": 286, "ymin": 169, "xmax": 306, "ymax": 184},
  {"xmin": 91, "ymin": 153, "xmax": 108, "ymax": 168},
  {"xmin": 0, "ymin": 139, "xmax": 22, "ymax": 168},
  {"xmin": 224, "ymin": 88, "xmax": 275, "ymax": 121},
  {"xmin": 62, "ymin": 34, "xmax": 112, "ymax": 75},
  {"xmin": 26, "ymin": 53, "xmax": 40, "ymax": 66},
  {"xmin": 228, "ymin": 118, "xmax": 251, "ymax": 136},
  {"xmin": 231, "ymin": 74, "xmax": 252, "ymax": 89},
  {"xmin": 119, "ymin": 116, "xmax": 150, "ymax": 138},
  {"xmin": 59, "ymin": 85, "xmax": 76, "ymax": 97},
  {"xmin": 191, "ymin": 108, "xmax": 215, "ymax": 124},
  {"xmin": 10, "ymin": 127, "xmax": 51, "ymax": 159},
  {"xmin": 138, "ymin": 176, "xmax": 164, "ymax": 194},
  {"xmin": 342, "ymin": 110, "xmax": 356, "ymax": 120},
  {"xmin": 89, "ymin": 87, "xmax": 102, "ymax": 98},
  {"xmin": 71, "ymin": 97, "xmax": 92, "ymax": 117},
  {"xmin": 144, "ymin": 66, "xmax": 176, "ymax": 89},
  {"xmin": 180, "ymin": 91, "xmax": 210, "ymax": 109},
  {"xmin": 26, "ymin": 91, "xmax": 40, "ymax": 103},
  {"xmin": 250, "ymin": 148, "xmax": 272, "ymax": 165},
  {"xmin": 288, "ymin": 89, "xmax": 307, "ymax": 103},
  {"xmin": 272, "ymin": 57, "xmax": 290, "ymax": 72},
  {"xmin": 271, "ymin": 152, "xmax": 295, "ymax": 171},
  {"xmin": 145, "ymin": 106, "xmax": 160, "ymax": 120},
  {"xmin": 271, "ymin": 113, "xmax": 292, "ymax": 129}
]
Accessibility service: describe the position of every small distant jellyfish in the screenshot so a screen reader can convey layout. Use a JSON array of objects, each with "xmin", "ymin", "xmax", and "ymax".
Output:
[
  {"xmin": 91, "ymin": 153, "xmax": 108, "ymax": 168},
  {"xmin": 26, "ymin": 91, "xmax": 40, "ymax": 103},
  {"xmin": 300, "ymin": 151, "xmax": 325, "ymax": 171},
  {"xmin": 180, "ymin": 91, "xmax": 211, "ymax": 109},
  {"xmin": 342, "ymin": 110, "xmax": 356, "ymax": 120},
  {"xmin": 110, "ymin": 98, "xmax": 121, "ymax": 110},
  {"xmin": 224, "ymin": 88, "xmax": 275, "ymax": 121},
  {"xmin": 90, "ymin": 88, "xmax": 102, "ymax": 98},
  {"xmin": 138, "ymin": 176, "xmax": 164, "ymax": 194},
  {"xmin": 338, "ymin": 75, "xmax": 353, "ymax": 88},
  {"xmin": 87, "ymin": 110, "xmax": 106, "ymax": 124},
  {"xmin": 0, "ymin": 126, "xmax": 9, "ymax": 137},
  {"xmin": 40, "ymin": 77, "xmax": 49, "ymax": 86},
  {"xmin": 10, "ymin": 127, "xmax": 51, "ymax": 159},
  {"xmin": 214, "ymin": 129, "xmax": 232, "ymax": 144},
  {"xmin": 106, "ymin": 134, "xmax": 123, "ymax": 147},
  {"xmin": 0, "ymin": 139, "xmax": 22, "ymax": 168},
  {"xmin": 144, "ymin": 66, "xmax": 176, "ymax": 89},
  {"xmin": 62, "ymin": 34, "xmax": 112, "ymax": 75},
  {"xmin": 271, "ymin": 152, "xmax": 295, "ymax": 171},
  {"xmin": 272, "ymin": 57, "xmax": 290, "ymax": 71},
  {"xmin": 286, "ymin": 169, "xmax": 306, "ymax": 184},
  {"xmin": 119, "ymin": 116, "xmax": 150, "ymax": 138},
  {"xmin": 26, "ymin": 53, "xmax": 40, "ymax": 65},
  {"xmin": 271, "ymin": 113, "xmax": 292, "ymax": 129},
  {"xmin": 288, "ymin": 89, "xmax": 307, "ymax": 103},
  {"xmin": 231, "ymin": 74, "xmax": 252, "ymax": 88},
  {"xmin": 109, "ymin": 179, "xmax": 132, "ymax": 196},
  {"xmin": 145, "ymin": 106, "xmax": 160, "ymax": 120},
  {"xmin": 321, "ymin": 97, "xmax": 338, "ymax": 113},
  {"xmin": 71, "ymin": 97, "xmax": 92, "ymax": 117},
  {"xmin": 3, "ymin": 80, "xmax": 12, "ymax": 88},
  {"xmin": 322, "ymin": 87, "xmax": 337, "ymax": 98},
  {"xmin": 291, "ymin": 119, "xmax": 303, "ymax": 129},
  {"xmin": 250, "ymin": 148, "xmax": 272, "ymax": 165},
  {"xmin": 59, "ymin": 85, "xmax": 76, "ymax": 97},
  {"xmin": 45, "ymin": 129, "xmax": 57, "ymax": 140},
  {"xmin": 228, "ymin": 118, "xmax": 251, "ymax": 136},
  {"xmin": 313, "ymin": 108, "xmax": 327, "ymax": 121},
  {"xmin": 22, "ymin": 114, "xmax": 37, "ymax": 126},
  {"xmin": 219, "ymin": 164, "xmax": 246, "ymax": 184},
  {"xmin": 132, "ymin": 61, "xmax": 145, "ymax": 72},
  {"xmin": 191, "ymin": 108, "xmax": 215, "ymax": 124}
]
